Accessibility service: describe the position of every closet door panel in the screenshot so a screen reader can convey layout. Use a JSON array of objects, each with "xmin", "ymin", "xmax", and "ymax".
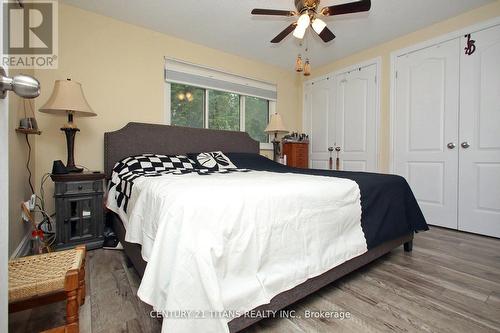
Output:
[
  {"xmin": 394, "ymin": 38, "xmax": 460, "ymax": 229},
  {"xmin": 459, "ymin": 25, "xmax": 500, "ymax": 238},
  {"xmin": 335, "ymin": 64, "xmax": 378, "ymax": 172},
  {"xmin": 304, "ymin": 79, "xmax": 335, "ymax": 169}
]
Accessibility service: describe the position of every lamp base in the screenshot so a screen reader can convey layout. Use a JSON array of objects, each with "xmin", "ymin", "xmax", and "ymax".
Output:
[
  {"xmin": 272, "ymin": 140, "xmax": 281, "ymax": 162},
  {"xmin": 66, "ymin": 165, "xmax": 83, "ymax": 173},
  {"xmin": 61, "ymin": 127, "xmax": 83, "ymax": 173}
]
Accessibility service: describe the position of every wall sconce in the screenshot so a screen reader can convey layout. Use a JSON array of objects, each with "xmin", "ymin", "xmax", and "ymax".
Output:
[{"xmin": 0, "ymin": 67, "xmax": 40, "ymax": 99}]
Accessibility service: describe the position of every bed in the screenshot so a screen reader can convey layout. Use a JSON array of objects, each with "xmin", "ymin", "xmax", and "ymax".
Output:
[{"xmin": 104, "ymin": 122, "xmax": 428, "ymax": 333}]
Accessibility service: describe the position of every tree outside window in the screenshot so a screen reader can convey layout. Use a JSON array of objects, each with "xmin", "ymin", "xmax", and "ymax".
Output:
[
  {"xmin": 208, "ymin": 90, "xmax": 240, "ymax": 131},
  {"xmin": 170, "ymin": 83, "xmax": 270, "ymax": 143},
  {"xmin": 170, "ymin": 84, "xmax": 204, "ymax": 128},
  {"xmin": 245, "ymin": 96, "xmax": 269, "ymax": 143}
]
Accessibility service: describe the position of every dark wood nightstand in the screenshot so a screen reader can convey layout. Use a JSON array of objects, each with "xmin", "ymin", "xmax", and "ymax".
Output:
[
  {"xmin": 51, "ymin": 172, "xmax": 105, "ymax": 250},
  {"xmin": 283, "ymin": 142, "xmax": 309, "ymax": 168}
]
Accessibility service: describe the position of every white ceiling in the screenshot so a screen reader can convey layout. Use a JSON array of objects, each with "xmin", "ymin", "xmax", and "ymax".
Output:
[{"xmin": 62, "ymin": 0, "xmax": 494, "ymax": 70}]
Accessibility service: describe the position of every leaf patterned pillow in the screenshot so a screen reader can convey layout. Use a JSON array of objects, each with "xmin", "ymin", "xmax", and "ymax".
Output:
[{"xmin": 192, "ymin": 151, "xmax": 237, "ymax": 171}]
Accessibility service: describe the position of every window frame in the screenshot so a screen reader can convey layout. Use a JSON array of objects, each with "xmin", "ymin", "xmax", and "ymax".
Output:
[{"xmin": 165, "ymin": 82, "xmax": 274, "ymax": 150}]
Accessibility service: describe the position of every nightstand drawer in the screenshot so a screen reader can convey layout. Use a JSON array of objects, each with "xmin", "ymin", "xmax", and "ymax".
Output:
[{"xmin": 55, "ymin": 180, "xmax": 103, "ymax": 196}]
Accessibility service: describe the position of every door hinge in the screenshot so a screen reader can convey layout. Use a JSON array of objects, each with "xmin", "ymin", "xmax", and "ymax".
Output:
[
  {"xmin": 374, "ymin": 75, "xmax": 377, "ymax": 84},
  {"xmin": 395, "ymin": 71, "xmax": 398, "ymax": 79}
]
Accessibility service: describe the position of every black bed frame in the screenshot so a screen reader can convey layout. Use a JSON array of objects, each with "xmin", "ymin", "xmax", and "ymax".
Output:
[{"xmin": 104, "ymin": 122, "xmax": 413, "ymax": 332}]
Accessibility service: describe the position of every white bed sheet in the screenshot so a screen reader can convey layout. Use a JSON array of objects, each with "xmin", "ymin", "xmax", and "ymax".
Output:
[{"xmin": 107, "ymin": 170, "xmax": 367, "ymax": 333}]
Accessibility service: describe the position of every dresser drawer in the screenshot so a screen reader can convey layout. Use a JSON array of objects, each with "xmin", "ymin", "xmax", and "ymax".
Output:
[
  {"xmin": 294, "ymin": 144, "xmax": 308, "ymax": 153},
  {"xmin": 296, "ymin": 149, "xmax": 307, "ymax": 159},
  {"xmin": 283, "ymin": 142, "xmax": 309, "ymax": 169},
  {"xmin": 55, "ymin": 180, "xmax": 104, "ymax": 196}
]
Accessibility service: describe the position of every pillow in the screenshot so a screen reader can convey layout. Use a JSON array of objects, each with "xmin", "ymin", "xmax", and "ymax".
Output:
[
  {"xmin": 117, "ymin": 154, "xmax": 196, "ymax": 174},
  {"xmin": 188, "ymin": 151, "xmax": 237, "ymax": 171},
  {"xmin": 224, "ymin": 152, "xmax": 284, "ymax": 170}
]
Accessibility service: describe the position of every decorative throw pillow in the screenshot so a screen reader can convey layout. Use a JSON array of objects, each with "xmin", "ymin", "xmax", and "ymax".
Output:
[
  {"xmin": 190, "ymin": 151, "xmax": 237, "ymax": 171},
  {"xmin": 121, "ymin": 154, "xmax": 196, "ymax": 174}
]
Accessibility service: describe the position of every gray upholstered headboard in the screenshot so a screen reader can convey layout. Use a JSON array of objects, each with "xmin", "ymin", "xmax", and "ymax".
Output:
[{"xmin": 104, "ymin": 122, "xmax": 259, "ymax": 178}]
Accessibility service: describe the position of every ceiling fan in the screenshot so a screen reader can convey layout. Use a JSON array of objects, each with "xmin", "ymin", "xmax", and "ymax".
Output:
[{"xmin": 251, "ymin": 0, "xmax": 371, "ymax": 43}]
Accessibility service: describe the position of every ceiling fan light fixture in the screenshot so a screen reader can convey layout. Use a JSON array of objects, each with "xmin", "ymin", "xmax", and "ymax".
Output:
[
  {"xmin": 252, "ymin": 0, "xmax": 372, "ymax": 44},
  {"xmin": 293, "ymin": 12, "xmax": 311, "ymax": 39},
  {"xmin": 312, "ymin": 18, "xmax": 326, "ymax": 34},
  {"xmin": 296, "ymin": 13, "xmax": 311, "ymax": 30},
  {"xmin": 293, "ymin": 26, "xmax": 307, "ymax": 39}
]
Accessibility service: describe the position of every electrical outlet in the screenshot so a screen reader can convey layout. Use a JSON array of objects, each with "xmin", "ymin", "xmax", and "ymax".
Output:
[{"xmin": 29, "ymin": 194, "xmax": 36, "ymax": 211}]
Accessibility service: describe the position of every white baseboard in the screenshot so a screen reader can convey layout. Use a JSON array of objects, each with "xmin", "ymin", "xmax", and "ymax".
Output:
[{"xmin": 10, "ymin": 231, "xmax": 31, "ymax": 259}]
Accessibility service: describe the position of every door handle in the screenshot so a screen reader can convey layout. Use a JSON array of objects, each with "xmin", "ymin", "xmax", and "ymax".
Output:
[
  {"xmin": 461, "ymin": 141, "xmax": 470, "ymax": 149},
  {"xmin": 447, "ymin": 142, "xmax": 456, "ymax": 149},
  {"xmin": 0, "ymin": 67, "xmax": 40, "ymax": 99},
  {"xmin": 333, "ymin": 146, "xmax": 341, "ymax": 171}
]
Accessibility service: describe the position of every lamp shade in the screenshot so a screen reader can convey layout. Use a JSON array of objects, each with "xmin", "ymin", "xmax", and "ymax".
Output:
[
  {"xmin": 312, "ymin": 18, "xmax": 327, "ymax": 34},
  {"xmin": 39, "ymin": 79, "xmax": 96, "ymax": 117},
  {"xmin": 265, "ymin": 113, "xmax": 288, "ymax": 134}
]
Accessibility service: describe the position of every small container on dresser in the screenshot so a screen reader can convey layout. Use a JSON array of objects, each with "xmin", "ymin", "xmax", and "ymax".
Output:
[
  {"xmin": 51, "ymin": 172, "xmax": 105, "ymax": 250},
  {"xmin": 283, "ymin": 141, "xmax": 309, "ymax": 168}
]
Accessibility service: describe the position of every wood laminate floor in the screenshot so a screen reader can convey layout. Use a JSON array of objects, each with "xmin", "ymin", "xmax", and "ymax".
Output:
[{"xmin": 9, "ymin": 227, "xmax": 500, "ymax": 333}]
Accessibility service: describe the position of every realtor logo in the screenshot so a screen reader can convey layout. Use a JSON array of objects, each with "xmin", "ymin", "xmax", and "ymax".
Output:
[{"xmin": 2, "ymin": 0, "xmax": 58, "ymax": 68}]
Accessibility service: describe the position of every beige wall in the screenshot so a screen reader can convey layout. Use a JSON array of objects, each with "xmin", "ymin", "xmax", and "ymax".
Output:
[
  {"xmin": 304, "ymin": 1, "xmax": 500, "ymax": 172},
  {"xmin": 8, "ymin": 68, "xmax": 35, "ymax": 256},
  {"xmin": 32, "ymin": 4, "xmax": 302, "ymax": 215}
]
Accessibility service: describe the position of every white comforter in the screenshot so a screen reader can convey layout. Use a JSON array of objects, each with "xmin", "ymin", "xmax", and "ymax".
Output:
[{"xmin": 107, "ymin": 170, "xmax": 367, "ymax": 333}]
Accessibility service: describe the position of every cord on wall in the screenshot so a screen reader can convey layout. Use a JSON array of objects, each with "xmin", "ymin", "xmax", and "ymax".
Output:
[{"xmin": 24, "ymin": 134, "xmax": 34, "ymax": 194}]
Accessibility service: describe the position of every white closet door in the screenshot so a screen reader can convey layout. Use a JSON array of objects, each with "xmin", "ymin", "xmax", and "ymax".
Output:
[
  {"xmin": 394, "ymin": 39, "xmax": 460, "ymax": 229},
  {"xmin": 459, "ymin": 25, "xmax": 500, "ymax": 238},
  {"xmin": 304, "ymin": 78, "xmax": 335, "ymax": 170},
  {"xmin": 335, "ymin": 64, "xmax": 378, "ymax": 172}
]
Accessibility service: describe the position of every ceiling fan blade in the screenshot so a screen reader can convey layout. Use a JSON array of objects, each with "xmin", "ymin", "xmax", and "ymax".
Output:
[
  {"xmin": 271, "ymin": 23, "xmax": 298, "ymax": 43},
  {"xmin": 251, "ymin": 9, "xmax": 297, "ymax": 16},
  {"xmin": 321, "ymin": 0, "xmax": 371, "ymax": 16},
  {"xmin": 316, "ymin": 26, "xmax": 336, "ymax": 43}
]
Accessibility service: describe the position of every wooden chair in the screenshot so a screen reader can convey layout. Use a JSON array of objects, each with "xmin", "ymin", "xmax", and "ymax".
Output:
[{"xmin": 8, "ymin": 246, "xmax": 86, "ymax": 333}]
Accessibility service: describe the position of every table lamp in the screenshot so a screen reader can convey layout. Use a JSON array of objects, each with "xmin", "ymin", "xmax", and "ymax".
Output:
[
  {"xmin": 265, "ymin": 113, "xmax": 289, "ymax": 162},
  {"xmin": 39, "ymin": 79, "xmax": 96, "ymax": 173}
]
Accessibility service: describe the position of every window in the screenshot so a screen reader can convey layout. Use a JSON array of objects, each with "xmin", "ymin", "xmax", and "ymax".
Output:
[
  {"xmin": 165, "ymin": 59, "xmax": 277, "ymax": 149},
  {"xmin": 208, "ymin": 90, "xmax": 240, "ymax": 131},
  {"xmin": 170, "ymin": 84, "xmax": 205, "ymax": 128},
  {"xmin": 168, "ymin": 83, "xmax": 271, "ymax": 145},
  {"xmin": 245, "ymin": 96, "xmax": 269, "ymax": 143}
]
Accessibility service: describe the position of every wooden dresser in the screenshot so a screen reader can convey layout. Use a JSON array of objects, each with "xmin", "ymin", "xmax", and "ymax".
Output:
[{"xmin": 282, "ymin": 142, "xmax": 309, "ymax": 169}]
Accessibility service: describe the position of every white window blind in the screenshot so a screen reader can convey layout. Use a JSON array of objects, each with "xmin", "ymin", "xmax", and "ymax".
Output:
[{"xmin": 165, "ymin": 58, "xmax": 277, "ymax": 101}]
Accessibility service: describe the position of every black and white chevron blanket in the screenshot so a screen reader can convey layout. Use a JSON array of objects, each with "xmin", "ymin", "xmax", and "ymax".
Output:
[{"xmin": 109, "ymin": 154, "xmax": 249, "ymax": 213}]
